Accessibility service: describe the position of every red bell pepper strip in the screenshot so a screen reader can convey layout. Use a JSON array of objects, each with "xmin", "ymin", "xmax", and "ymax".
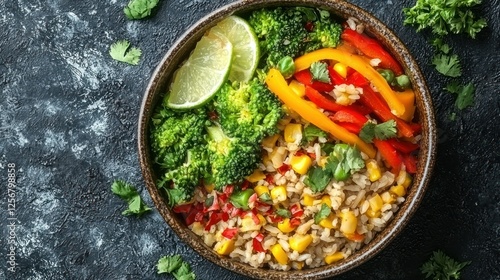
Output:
[
  {"xmin": 304, "ymin": 85, "xmax": 347, "ymax": 112},
  {"xmin": 373, "ymin": 139, "xmax": 402, "ymax": 174},
  {"xmin": 345, "ymin": 71, "xmax": 370, "ymax": 87},
  {"xmin": 335, "ymin": 122, "xmax": 363, "ymax": 134},
  {"xmin": 387, "ymin": 139, "xmax": 419, "ymax": 154},
  {"xmin": 222, "ymin": 228, "xmax": 238, "ymax": 239},
  {"xmin": 172, "ymin": 203, "xmax": 193, "ymax": 214},
  {"xmin": 290, "ymin": 203, "xmax": 304, "ymax": 218},
  {"xmin": 401, "ymin": 153, "xmax": 418, "ymax": 174},
  {"xmin": 328, "ymin": 66, "xmax": 345, "ymax": 85},
  {"xmin": 341, "ymin": 28, "xmax": 404, "ymax": 76},
  {"xmin": 290, "ymin": 217, "xmax": 302, "ymax": 227},
  {"xmin": 295, "ymin": 69, "xmax": 334, "ymax": 92},
  {"xmin": 253, "ymin": 233, "xmax": 266, "ymax": 253},
  {"xmin": 184, "ymin": 203, "xmax": 204, "ymax": 226},
  {"xmin": 360, "ymin": 85, "xmax": 415, "ymax": 138},
  {"xmin": 331, "ymin": 109, "xmax": 368, "ymax": 127}
]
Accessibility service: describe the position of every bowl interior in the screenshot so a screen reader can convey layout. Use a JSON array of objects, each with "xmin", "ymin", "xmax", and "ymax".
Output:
[{"xmin": 138, "ymin": 0, "xmax": 436, "ymax": 279}]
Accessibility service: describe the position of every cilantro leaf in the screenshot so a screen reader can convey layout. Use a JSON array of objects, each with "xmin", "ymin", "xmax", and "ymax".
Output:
[
  {"xmin": 275, "ymin": 208, "xmax": 292, "ymax": 218},
  {"xmin": 111, "ymin": 180, "xmax": 151, "ymax": 216},
  {"xmin": 432, "ymin": 54, "xmax": 462, "ymax": 77},
  {"xmin": 445, "ymin": 82, "xmax": 475, "ymax": 110},
  {"xmin": 124, "ymin": 0, "xmax": 160, "ymax": 20},
  {"xmin": 421, "ymin": 250, "xmax": 470, "ymax": 280},
  {"xmin": 304, "ymin": 166, "xmax": 331, "ymax": 193},
  {"xmin": 157, "ymin": 255, "xmax": 183, "ymax": 274},
  {"xmin": 304, "ymin": 124, "xmax": 328, "ymax": 143},
  {"xmin": 431, "ymin": 38, "xmax": 451, "ymax": 54},
  {"xmin": 314, "ymin": 203, "xmax": 331, "ymax": 224},
  {"xmin": 173, "ymin": 262, "xmax": 196, "ymax": 280},
  {"xmin": 359, "ymin": 120, "xmax": 397, "ymax": 143},
  {"xmin": 109, "ymin": 40, "xmax": 142, "ymax": 65},
  {"xmin": 310, "ymin": 61, "xmax": 331, "ymax": 83}
]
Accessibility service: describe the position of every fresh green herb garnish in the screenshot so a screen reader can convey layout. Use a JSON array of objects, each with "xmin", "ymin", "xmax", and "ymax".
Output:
[
  {"xmin": 314, "ymin": 203, "xmax": 331, "ymax": 224},
  {"xmin": 109, "ymin": 40, "xmax": 142, "ymax": 65},
  {"xmin": 432, "ymin": 54, "xmax": 462, "ymax": 77},
  {"xmin": 359, "ymin": 120, "xmax": 397, "ymax": 143},
  {"xmin": 421, "ymin": 250, "xmax": 471, "ymax": 280},
  {"xmin": 259, "ymin": 192, "xmax": 273, "ymax": 204},
  {"xmin": 310, "ymin": 61, "xmax": 331, "ymax": 83},
  {"xmin": 304, "ymin": 124, "xmax": 328, "ymax": 143},
  {"xmin": 403, "ymin": 0, "xmax": 487, "ymax": 38},
  {"xmin": 445, "ymin": 81, "xmax": 475, "ymax": 110},
  {"xmin": 124, "ymin": 0, "xmax": 160, "ymax": 20},
  {"xmin": 111, "ymin": 180, "xmax": 151, "ymax": 216},
  {"xmin": 158, "ymin": 255, "xmax": 196, "ymax": 280},
  {"xmin": 304, "ymin": 166, "xmax": 331, "ymax": 193},
  {"xmin": 431, "ymin": 38, "xmax": 451, "ymax": 54},
  {"xmin": 275, "ymin": 208, "xmax": 292, "ymax": 218}
]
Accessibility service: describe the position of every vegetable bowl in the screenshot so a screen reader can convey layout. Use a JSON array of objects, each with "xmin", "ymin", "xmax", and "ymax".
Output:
[{"xmin": 138, "ymin": 0, "xmax": 436, "ymax": 279}]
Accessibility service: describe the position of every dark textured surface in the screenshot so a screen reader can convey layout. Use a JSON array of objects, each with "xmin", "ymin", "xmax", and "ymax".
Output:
[{"xmin": 0, "ymin": 0, "xmax": 498, "ymax": 280}]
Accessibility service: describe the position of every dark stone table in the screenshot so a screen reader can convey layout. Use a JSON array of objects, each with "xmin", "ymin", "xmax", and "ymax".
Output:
[{"xmin": 1, "ymin": 0, "xmax": 498, "ymax": 279}]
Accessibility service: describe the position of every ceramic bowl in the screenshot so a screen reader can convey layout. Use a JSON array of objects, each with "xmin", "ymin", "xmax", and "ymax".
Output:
[{"xmin": 138, "ymin": 0, "xmax": 436, "ymax": 278}]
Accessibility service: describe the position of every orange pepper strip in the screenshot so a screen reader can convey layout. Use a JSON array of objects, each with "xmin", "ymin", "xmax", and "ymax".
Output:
[
  {"xmin": 265, "ymin": 69, "xmax": 376, "ymax": 158},
  {"xmin": 294, "ymin": 48, "xmax": 406, "ymax": 118}
]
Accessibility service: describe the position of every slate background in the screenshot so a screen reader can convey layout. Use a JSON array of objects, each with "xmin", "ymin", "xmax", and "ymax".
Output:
[{"xmin": 0, "ymin": 0, "xmax": 499, "ymax": 279}]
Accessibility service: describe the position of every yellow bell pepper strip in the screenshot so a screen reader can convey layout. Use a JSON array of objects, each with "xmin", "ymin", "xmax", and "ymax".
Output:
[
  {"xmin": 265, "ymin": 69, "xmax": 376, "ymax": 158},
  {"xmin": 294, "ymin": 48, "xmax": 406, "ymax": 117}
]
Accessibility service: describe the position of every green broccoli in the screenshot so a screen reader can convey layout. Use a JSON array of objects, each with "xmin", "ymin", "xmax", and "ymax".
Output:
[
  {"xmin": 206, "ymin": 125, "xmax": 261, "ymax": 191},
  {"xmin": 305, "ymin": 10, "xmax": 342, "ymax": 52},
  {"xmin": 214, "ymin": 79, "xmax": 283, "ymax": 143}
]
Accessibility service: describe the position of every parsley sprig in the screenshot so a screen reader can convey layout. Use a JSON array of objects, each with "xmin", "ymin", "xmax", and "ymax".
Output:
[
  {"xmin": 109, "ymin": 40, "xmax": 142, "ymax": 65},
  {"xmin": 111, "ymin": 180, "xmax": 151, "ymax": 216},
  {"xmin": 157, "ymin": 255, "xmax": 196, "ymax": 280},
  {"xmin": 421, "ymin": 250, "xmax": 471, "ymax": 280},
  {"xmin": 359, "ymin": 120, "xmax": 397, "ymax": 143}
]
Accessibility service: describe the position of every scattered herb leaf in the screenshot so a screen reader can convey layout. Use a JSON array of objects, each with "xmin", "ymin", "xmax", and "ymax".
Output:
[
  {"xmin": 275, "ymin": 208, "xmax": 292, "ymax": 218},
  {"xmin": 157, "ymin": 255, "xmax": 196, "ymax": 280},
  {"xmin": 445, "ymin": 82, "xmax": 475, "ymax": 110},
  {"xmin": 124, "ymin": 0, "xmax": 160, "ymax": 20},
  {"xmin": 310, "ymin": 61, "xmax": 331, "ymax": 83},
  {"xmin": 359, "ymin": 120, "xmax": 397, "ymax": 143},
  {"xmin": 304, "ymin": 124, "xmax": 328, "ymax": 143},
  {"xmin": 109, "ymin": 40, "xmax": 142, "ymax": 65},
  {"xmin": 314, "ymin": 203, "xmax": 331, "ymax": 224},
  {"xmin": 111, "ymin": 180, "xmax": 151, "ymax": 216},
  {"xmin": 432, "ymin": 54, "xmax": 462, "ymax": 77},
  {"xmin": 421, "ymin": 250, "xmax": 470, "ymax": 280},
  {"xmin": 304, "ymin": 166, "xmax": 331, "ymax": 193}
]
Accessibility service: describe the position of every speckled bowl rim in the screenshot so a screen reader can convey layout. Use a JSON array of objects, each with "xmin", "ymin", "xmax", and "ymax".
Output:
[{"xmin": 138, "ymin": 0, "xmax": 436, "ymax": 279}]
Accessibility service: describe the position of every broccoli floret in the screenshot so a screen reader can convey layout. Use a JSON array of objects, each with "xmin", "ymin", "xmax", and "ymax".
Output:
[
  {"xmin": 206, "ymin": 125, "xmax": 261, "ymax": 191},
  {"xmin": 214, "ymin": 79, "xmax": 283, "ymax": 143},
  {"xmin": 305, "ymin": 10, "xmax": 342, "ymax": 52}
]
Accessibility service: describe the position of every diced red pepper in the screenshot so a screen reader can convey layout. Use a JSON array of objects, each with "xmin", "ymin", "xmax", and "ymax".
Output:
[
  {"xmin": 307, "ymin": 152, "xmax": 316, "ymax": 160},
  {"xmin": 331, "ymin": 109, "xmax": 368, "ymax": 127},
  {"xmin": 402, "ymin": 153, "xmax": 418, "ymax": 174},
  {"xmin": 345, "ymin": 71, "xmax": 369, "ymax": 87},
  {"xmin": 344, "ymin": 231, "xmax": 365, "ymax": 242},
  {"xmin": 341, "ymin": 28, "xmax": 404, "ymax": 76},
  {"xmin": 304, "ymin": 85, "xmax": 347, "ymax": 112},
  {"xmin": 290, "ymin": 203, "xmax": 304, "ymax": 218},
  {"xmin": 253, "ymin": 233, "xmax": 266, "ymax": 253},
  {"xmin": 295, "ymin": 69, "xmax": 334, "ymax": 92},
  {"xmin": 205, "ymin": 212, "xmax": 223, "ymax": 230},
  {"xmin": 223, "ymin": 185, "xmax": 234, "ymax": 195},
  {"xmin": 387, "ymin": 139, "xmax": 419, "ymax": 154},
  {"xmin": 277, "ymin": 164, "xmax": 291, "ymax": 175},
  {"xmin": 248, "ymin": 193, "xmax": 258, "ymax": 209},
  {"xmin": 255, "ymin": 201, "xmax": 272, "ymax": 213},
  {"xmin": 204, "ymin": 193, "xmax": 220, "ymax": 212},
  {"xmin": 172, "ymin": 203, "xmax": 193, "ymax": 214},
  {"xmin": 373, "ymin": 139, "xmax": 402, "ymax": 174},
  {"xmin": 222, "ymin": 228, "xmax": 238, "ymax": 239},
  {"xmin": 194, "ymin": 211, "xmax": 204, "ymax": 223},
  {"xmin": 265, "ymin": 174, "xmax": 274, "ymax": 184},
  {"xmin": 240, "ymin": 180, "xmax": 250, "ymax": 190},
  {"xmin": 251, "ymin": 209, "xmax": 261, "ymax": 225},
  {"xmin": 290, "ymin": 217, "xmax": 302, "ymax": 227},
  {"xmin": 268, "ymin": 215, "xmax": 283, "ymax": 223}
]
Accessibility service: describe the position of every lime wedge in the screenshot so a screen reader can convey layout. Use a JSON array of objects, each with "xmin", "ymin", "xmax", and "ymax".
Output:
[
  {"xmin": 167, "ymin": 31, "xmax": 233, "ymax": 109},
  {"xmin": 211, "ymin": 16, "xmax": 260, "ymax": 82}
]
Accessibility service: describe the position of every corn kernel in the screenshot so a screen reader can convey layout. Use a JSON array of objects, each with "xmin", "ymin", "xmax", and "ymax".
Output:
[
  {"xmin": 284, "ymin": 123, "xmax": 302, "ymax": 143},
  {"xmin": 368, "ymin": 194, "xmax": 383, "ymax": 212},
  {"xmin": 277, "ymin": 218, "xmax": 296, "ymax": 233},
  {"xmin": 271, "ymin": 244, "xmax": 288, "ymax": 264},
  {"xmin": 246, "ymin": 170, "xmax": 266, "ymax": 183},
  {"xmin": 302, "ymin": 194, "xmax": 315, "ymax": 206},
  {"xmin": 216, "ymin": 239, "xmax": 235, "ymax": 255},
  {"xmin": 262, "ymin": 134, "xmax": 280, "ymax": 149},
  {"xmin": 204, "ymin": 184, "xmax": 215, "ymax": 193},
  {"xmin": 270, "ymin": 185, "xmax": 287, "ymax": 202},
  {"xmin": 381, "ymin": 191, "xmax": 396, "ymax": 204},
  {"xmin": 339, "ymin": 211, "xmax": 357, "ymax": 234},
  {"xmin": 365, "ymin": 208, "xmax": 380, "ymax": 218},
  {"xmin": 366, "ymin": 160, "xmax": 382, "ymax": 182},
  {"xmin": 257, "ymin": 214, "xmax": 267, "ymax": 226},
  {"xmin": 321, "ymin": 195, "xmax": 332, "ymax": 208},
  {"xmin": 289, "ymin": 234, "xmax": 313, "ymax": 253},
  {"xmin": 290, "ymin": 154, "xmax": 312, "ymax": 175},
  {"xmin": 403, "ymin": 173, "xmax": 413, "ymax": 188},
  {"xmin": 289, "ymin": 80, "xmax": 306, "ymax": 97},
  {"xmin": 333, "ymin": 62, "xmax": 348, "ymax": 78},
  {"xmin": 324, "ymin": 252, "xmax": 344, "ymax": 264},
  {"xmin": 390, "ymin": 185, "xmax": 406, "ymax": 197},
  {"xmin": 254, "ymin": 185, "xmax": 270, "ymax": 197},
  {"xmin": 240, "ymin": 216, "xmax": 261, "ymax": 232},
  {"xmin": 294, "ymin": 261, "xmax": 305, "ymax": 270},
  {"xmin": 318, "ymin": 214, "xmax": 336, "ymax": 229}
]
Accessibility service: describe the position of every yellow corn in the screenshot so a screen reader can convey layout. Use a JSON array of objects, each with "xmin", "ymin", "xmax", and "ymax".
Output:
[
  {"xmin": 246, "ymin": 169, "xmax": 266, "ymax": 183},
  {"xmin": 390, "ymin": 185, "xmax": 406, "ymax": 197},
  {"xmin": 257, "ymin": 214, "xmax": 267, "ymax": 226},
  {"xmin": 216, "ymin": 239, "xmax": 235, "ymax": 255},
  {"xmin": 403, "ymin": 173, "xmax": 412, "ymax": 188},
  {"xmin": 270, "ymin": 185, "xmax": 287, "ymax": 202},
  {"xmin": 340, "ymin": 211, "xmax": 357, "ymax": 234},
  {"xmin": 319, "ymin": 214, "xmax": 336, "ymax": 229},
  {"xmin": 366, "ymin": 160, "xmax": 382, "ymax": 182},
  {"xmin": 381, "ymin": 191, "xmax": 396, "ymax": 204},
  {"xmin": 277, "ymin": 218, "xmax": 296, "ymax": 233},
  {"xmin": 262, "ymin": 134, "xmax": 280, "ymax": 149},
  {"xmin": 254, "ymin": 185, "xmax": 270, "ymax": 197},
  {"xmin": 321, "ymin": 195, "xmax": 332, "ymax": 208},
  {"xmin": 284, "ymin": 123, "xmax": 302, "ymax": 143},
  {"xmin": 365, "ymin": 208, "xmax": 380, "ymax": 218},
  {"xmin": 324, "ymin": 252, "xmax": 344, "ymax": 264},
  {"xmin": 290, "ymin": 154, "xmax": 312, "ymax": 175},
  {"xmin": 289, "ymin": 80, "xmax": 306, "ymax": 97},
  {"xmin": 368, "ymin": 194, "xmax": 383, "ymax": 212},
  {"xmin": 333, "ymin": 62, "xmax": 348, "ymax": 78},
  {"xmin": 294, "ymin": 261, "xmax": 305, "ymax": 270},
  {"xmin": 240, "ymin": 216, "xmax": 261, "ymax": 232},
  {"xmin": 302, "ymin": 194, "xmax": 315, "ymax": 206},
  {"xmin": 271, "ymin": 244, "xmax": 288, "ymax": 265},
  {"xmin": 204, "ymin": 184, "xmax": 215, "ymax": 193},
  {"xmin": 289, "ymin": 234, "xmax": 313, "ymax": 253}
]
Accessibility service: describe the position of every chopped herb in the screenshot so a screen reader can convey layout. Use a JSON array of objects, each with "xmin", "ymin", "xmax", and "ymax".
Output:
[
  {"xmin": 359, "ymin": 120, "xmax": 397, "ymax": 143},
  {"xmin": 259, "ymin": 192, "xmax": 273, "ymax": 204},
  {"xmin": 324, "ymin": 144, "xmax": 365, "ymax": 181},
  {"xmin": 173, "ymin": 262, "xmax": 196, "ymax": 280},
  {"xmin": 111, "ymin": 180, "xmax": 151, "ymax": 216},
  {"xmin": 314, "ymin": 203, "xmax": 331, "ymax": 224},
  {"xmin": 431, "ymin": 38, "xmax": 451, "ymax": 54},
  {"xmin": 204, "ymin": 196, "xmax": 214, "ymax": 207},
  {"xmin": 109, "ymin": 40, "xmax": 142, "ymax": 65},
  {"xmin": 275, "ymin": 208, "xmax": 292, "ymax": 218},
  {"xmin": 310, "ymin": 61, "xmax": 331, "ymax": 83},
  {"xmin": 124, "ymin": 0, "xmax": 160, "ymax": 20},
  {"xmin": 303, "ymin": 124, "xmax": 328, "ymax": 143},
  {"xmin": 321, "ymin": 143, "xmax": 336, "ymax": 155},
  {"xmin": 157, "ymin": 255, "xmax": 196, "ymax": 280},
  {"xmin": 449, "ymin": 112, "xmax": 457, "ymax": 121},
  {"xmin": 421, "ymin": 250, "xmax": 470, "ymax": 280},
  {"xmin": 445, "ymin": 82, "xmax": 475, "ymax": 110},
  {"xmin": 304, "ymin": 166, "xmax": 331, "ymax": 193},
  {"xmin": 432, "ymin": 54, "xmax": 462, "ymax": 77}
]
